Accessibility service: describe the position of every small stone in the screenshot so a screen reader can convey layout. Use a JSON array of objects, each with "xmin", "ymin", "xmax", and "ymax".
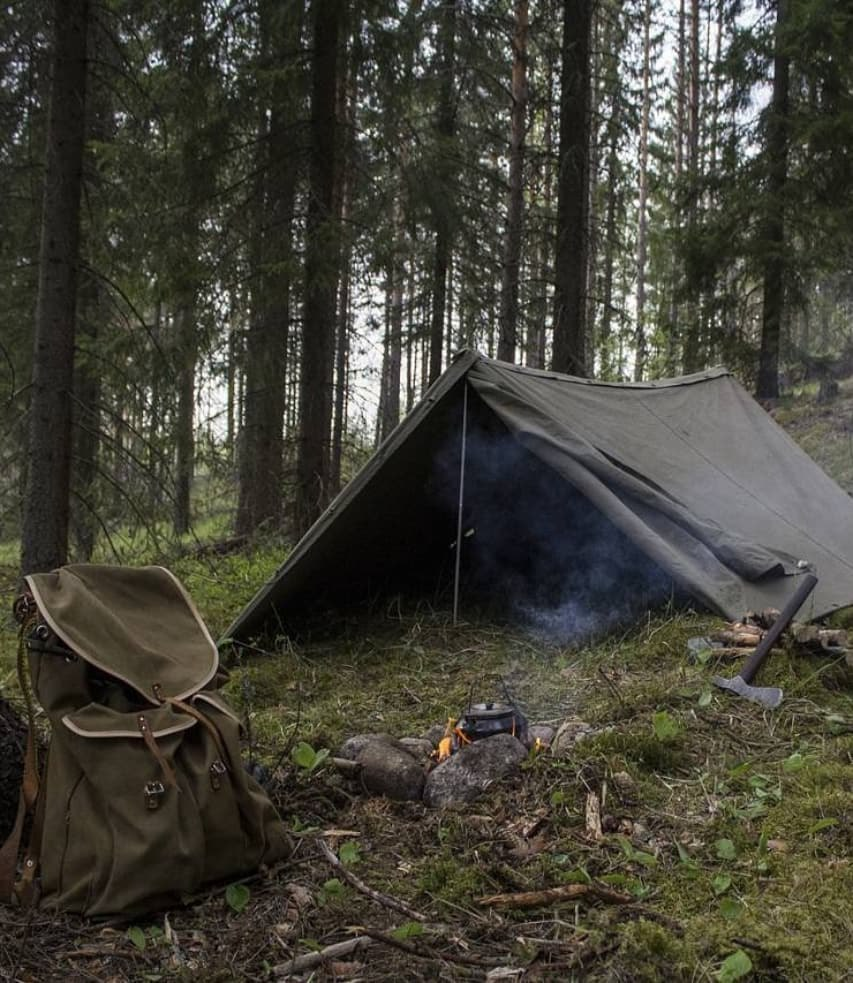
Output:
[
  {"xmin": 422, "ymin": 723, "xmax": 447, "ymax": 745},
  {"xmin": 631, "ymin": 821, "xmax": 650, "ymax": 843},
  {"xmin": 617, "ymin": 817, "xmax": 635, "ymax": 837},
  {"xmin": 525, "ymin": 724, "xmax": 555, "ymax": 749},
  {"xmin": 550, "ymin": 718, "xmax": 594, "ymax": 756},
  {"xmin": 766, "ymin": 839, "xmax": 788, "ymax": 853},
  {"xmin": 612, "ymin": 771, "xmax": 635, "ymax": 790},
  {"xmin": 423, "ymin": 734, "xmax": 527, "ymax": 808}
]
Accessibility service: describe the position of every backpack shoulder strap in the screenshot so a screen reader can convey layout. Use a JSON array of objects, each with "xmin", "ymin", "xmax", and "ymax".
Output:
[{"xmin": 0, "ymin": 600, "xmax": 42, "ymax": 904}]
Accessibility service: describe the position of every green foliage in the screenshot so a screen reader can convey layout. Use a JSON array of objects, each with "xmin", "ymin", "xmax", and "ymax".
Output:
[
  {"xmin": 225, "ymin": 883, "xmax": 251, "ymax": 914},
  {"xmin": 290, "ymin": 741, "xmax": 329, "ymax": 773},
  {"xmin": 716, "ymin": 949, "xmax": 753, "ymax": 982}
]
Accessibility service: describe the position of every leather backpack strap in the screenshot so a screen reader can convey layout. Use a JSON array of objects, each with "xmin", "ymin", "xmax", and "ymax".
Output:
[{"xmin": 0, "ymin": 603, "xmax": 42, "ymax": 904}]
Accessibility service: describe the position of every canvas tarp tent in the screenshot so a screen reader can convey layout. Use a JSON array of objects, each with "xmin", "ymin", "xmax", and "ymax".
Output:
[{"xmin": 225, "ymin": 351, "xmax": 853, "ymax": 641}]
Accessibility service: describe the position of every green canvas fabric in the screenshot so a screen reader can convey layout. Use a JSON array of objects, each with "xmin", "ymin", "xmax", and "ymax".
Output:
[
  {"xmin": 15, "ymin": 565, "xmax": 290, "ymax": 917},
  {"xmin": 225, "ymin": 352, "xmax": 853, "ymax": 640}
]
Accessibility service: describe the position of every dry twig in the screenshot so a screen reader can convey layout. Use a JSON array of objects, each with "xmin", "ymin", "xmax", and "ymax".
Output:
[
  {"xmin": 479, "ymin": 882, "xmax": 632, "ymax": 909},
  {"xmin": 318, "ymin": 837, "xmax": 429, "ymax": 923}
]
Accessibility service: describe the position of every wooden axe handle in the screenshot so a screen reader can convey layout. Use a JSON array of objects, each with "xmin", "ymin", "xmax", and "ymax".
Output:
[{"xmin": 739, "ymin": 573, "xmax": 818, "ymax": 683}]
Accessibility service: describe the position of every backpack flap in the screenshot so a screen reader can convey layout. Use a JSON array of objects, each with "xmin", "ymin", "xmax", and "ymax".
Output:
[{"xmin": 26, "ymin": 565, "xmax": 219, "ymax": 703}]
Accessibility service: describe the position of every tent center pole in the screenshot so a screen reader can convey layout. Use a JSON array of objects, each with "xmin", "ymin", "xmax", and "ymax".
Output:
[{"xmin": 452, "ymin": 382, "xmax": 468, "ymax": 626}]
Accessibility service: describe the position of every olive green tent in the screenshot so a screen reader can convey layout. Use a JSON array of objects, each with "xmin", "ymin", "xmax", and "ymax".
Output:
[{"xmin": 225, "ymin": 352, "xmax": 853, "ymax": 641}]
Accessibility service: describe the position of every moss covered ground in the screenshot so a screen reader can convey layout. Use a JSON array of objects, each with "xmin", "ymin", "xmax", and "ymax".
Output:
[{"xmin": 0, "ymin": 385, "xmax": 851, "ymax": 980}]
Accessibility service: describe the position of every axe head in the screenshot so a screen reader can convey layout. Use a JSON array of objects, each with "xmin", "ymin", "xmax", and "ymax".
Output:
[{"xmin": 712, "ymin": 674, "xmax": 783, "ymax": 709}]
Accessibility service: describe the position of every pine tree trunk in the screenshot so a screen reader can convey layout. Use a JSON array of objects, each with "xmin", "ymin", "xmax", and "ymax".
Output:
[
  {"xmin": 236, "ymin": 0, "xmax": 303, "ymax": 537},
  {"xmin": 21, "ymin": 0, "xmax": 89, "ymax": 576},
  {"xmin": 634, "ymin": 0, "xmax": 652, "ymax": 381},
  {"xmin": 428, "ymin": 0, "xmax": 457, "ymax": 383},
  {"xmin": 173, "ymin": 302, "xmax": 196, "ymax": 536},
  {"xmin": 552, "ymin": 0, "xmax": 592, "ymax": 376},
  {"xmin": 681, "ymin": 0, "xmax": 702, "ymax": 372},
  {"xmin": 296, "ymin": 0, "xmax": 343, "ymax": 533},
  {"xmin": 756, "ymin": 0, "xmax": 790, "ymax": 400},
  {"xmin": 498, "ymin": 0, "xmax": 528, "ymax": 363}
]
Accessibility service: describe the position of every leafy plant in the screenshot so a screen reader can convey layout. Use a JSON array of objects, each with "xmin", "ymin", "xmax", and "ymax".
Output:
[
  {"xmin": 339, "ymin": 840, "xmax": 361, "ymax": 866},
  {"xmin": 391, "ymin": 921, "xmax": 425, "ymax": 940},
  {"xmin": 716, "ymin": 948, "xmax": 753, "ymax": 981},
  {"xmin": 291, "ymin": 741, "xmax": 330, "ymax": 773},
  {"xmin": 652, "ymin": 710, "xmax": 682, "ymax": 741},
  {"xmin": 716, "ymin": 838, "xmax": 738, "ymax": 861},
  {"xmin": 225, "ymin": 883, "xmax": 251, "ymax": 913}
]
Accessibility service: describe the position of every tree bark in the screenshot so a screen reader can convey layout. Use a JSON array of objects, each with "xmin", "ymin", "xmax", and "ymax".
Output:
[
  {"xmin": 296, "ymin": 0, "xmax": 343, "ymax": 533},
  {"xmin": 21, "ymin": 0, "xmax": 90, "ymax": 576},
  {"xmin": 497, "ymin": 0, "xmax": 528, "ymax": 363},
  {"xmin": 428, "ymin": 0, "xmax": 457, "ymax": 384},
  {"xmin": 756, "ymin": 0, "xmax": 790, "ymax": 400},
  {"xmin": 236, "ymin": 0, "xmax": 303, "ymax": 537},
  {"xmin": 552, "ymin": 0, "xmax": 592, "ymax": 376},
  {"xmin": 634, "ymin": 0, "xmax": 652, "ymax": 381}
]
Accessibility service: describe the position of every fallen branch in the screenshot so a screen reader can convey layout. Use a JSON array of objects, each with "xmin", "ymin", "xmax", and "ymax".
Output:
[
  {"xmin": 273, "ymin": 935, "xmax": 373, "ymax": 977},
  {"xmin": 585, "ymin": 791, "xmax": 603, "ymax": 841},
  {"xmin": 362, "ymin": 928, "xmax": 506, "ymax": 968},
  {"xmin": 318, "ymin": 837, "xmax": 429, "ymax": 923},
  {"xmin": 479, "ymin": 882, "xmax": 632, "ymax": 909}
]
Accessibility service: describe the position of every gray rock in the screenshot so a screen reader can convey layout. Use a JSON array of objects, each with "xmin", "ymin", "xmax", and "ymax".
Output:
[
  {"xmin": 422, "ymin": 723, "xmax": 447, "ymax": 745},
  {"xmin": 550, "ymin": 718, "xmax": 595, "ymax": 756},
  {"xmin": 357, "ymin": 741, "xmax": 425, "ymax": 801},
  {"xmin": 525, "ymin": 724, "xmax": 555, "ymax": 749},
  {"xmin": 423, "ymin": 733, "xmax": 527, "ymax": 809},
  {"xmin": 398, "ymin": 737, "xmax": 435, "ymax": 762},
  {"xmin": 338, "ymin": 733, "xmax": 400, "ymax": 761}
]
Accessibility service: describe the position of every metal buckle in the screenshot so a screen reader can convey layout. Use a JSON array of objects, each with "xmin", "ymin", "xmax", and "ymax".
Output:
[
  {"xmin": 144, "ymin": 780, "xmax": 166, "ymax": 810},
  {"xmin": 209, "ymin": 759, "xmax": 227, "ymax": 790}
]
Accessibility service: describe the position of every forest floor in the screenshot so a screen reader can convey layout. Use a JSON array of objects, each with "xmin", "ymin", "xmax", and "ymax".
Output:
[{"xmin": 0, "ymin": 383, "xmax": 852, "ymax": 982}]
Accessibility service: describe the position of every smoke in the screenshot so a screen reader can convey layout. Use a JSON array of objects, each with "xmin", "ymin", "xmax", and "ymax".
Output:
[{"xmin": 433, "ymin": 423, "xmax": 677, "ymax": 645}]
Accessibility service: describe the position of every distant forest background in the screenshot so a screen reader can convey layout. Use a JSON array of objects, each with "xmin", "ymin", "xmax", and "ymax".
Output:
[{"xmin": 2, "ymin": 0, "xmax": 852, "ymax": 572}]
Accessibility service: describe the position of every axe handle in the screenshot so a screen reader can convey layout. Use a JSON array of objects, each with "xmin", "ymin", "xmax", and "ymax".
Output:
[{"xmin": 739, "ymin": 573, "xmax": 818, "ymax": 683}]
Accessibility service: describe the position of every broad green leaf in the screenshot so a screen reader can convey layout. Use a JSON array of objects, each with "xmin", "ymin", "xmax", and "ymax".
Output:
[
  {"xmin": 308, "ymin": 748, "xmax": 330, "ymax": 772},
  {"xmin": 225, "ymin": 883, "xmax": 250, "ymax": 913},
  {"xmin": 652, "ymin": 710, "xmax": 681, "ymax": 741},
  {"xmin": 127, "ymin": 926, "xmax": 146, "ymax": 951},
  {"xmin": 339, "ymin": 840, "xmax": 361, "ymax": 866},
  {"xmin": 717, "ymin": 949, "xmax": 753, "ymax": 982},
  {"xmin": 291, "ymin": 741, "xmax": 317, "ymax": 769},
  {"xmin": 808, "ymin": 817, "xmax": 838, "ymax": 834},
  {"xmin": 698, "ymin": 689, "xmax": 713, "ymax": 707},
  {"xmin": 712, "ymin": 873, "xmax": 732, "ymax": 895},
  {"xmin": 716, "ymin": 838, "xmax": 737, "ymax": 860},
  {"xmin": 322, "ymin": 878, "xmax": 344, "ymax": 896},
  {"xmin": 719, "ymin": 897, "xmax": 744, "ymax": 920},
  {"xmin": 783, "ymin": 752, "xmax": 805, "ymax": 772},
  {"xmin": 391, "ymin": 921, "xmax": 425, "ymax": 940}
]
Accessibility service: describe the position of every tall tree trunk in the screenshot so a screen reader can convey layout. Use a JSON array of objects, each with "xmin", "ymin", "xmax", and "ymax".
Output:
[
  {"xmin": 296, "ymin": 0, "xmax": 343, "ymax": 533},
  {"xmin": 173, "ymin": 301, "xmax": 196, "ymax": 536},
  {"xmin": 634, "ymin": 0, "xmax": 652, "ymax": 381},
  {"xmin": 552, "ymin": 0, "xmax": 592, "ymax": 376},
  {"xmin": 236, "ymin": 0, "xmax": 303, "ymax": 537},
  {"xmin": 21, "ymin": 0, "xmax": 89, "ymax": 576},
  {"xmin": 498, "ymin": 0, "xmax": 528, "ymax": 363},
  {"xmin": 599, "ymin": 95, "xmax": 621, "ymax": 380},
  {"xmin": 681, "ymin": 0, "xmax": 702, "ymax": 372},
  {"xmin": 428, "ymin": 0, "xmax": 457, "ymax": 383},
  {"xmin": 526, "ymin": 57, "xmax": 554, "ymax": 370},
  {"xmin": 756, "ymin": 0, "xmax": 790, "ymax": 400}
]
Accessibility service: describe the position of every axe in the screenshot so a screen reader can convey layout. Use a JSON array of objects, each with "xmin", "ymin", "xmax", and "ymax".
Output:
[{"xmin": 713, "ymin": 572, "xmax": 818, "ymax": 708}]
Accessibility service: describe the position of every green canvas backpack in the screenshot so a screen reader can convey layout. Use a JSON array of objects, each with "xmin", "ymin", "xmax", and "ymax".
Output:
[{"xmin": 0, "ymin": 564, "xmax": 290, "ymax": 918}]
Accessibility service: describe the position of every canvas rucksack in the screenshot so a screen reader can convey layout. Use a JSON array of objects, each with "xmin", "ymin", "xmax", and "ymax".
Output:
[{"xmin": 0, "ymin": 564, "xmax": 290, "ymax": 918}]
